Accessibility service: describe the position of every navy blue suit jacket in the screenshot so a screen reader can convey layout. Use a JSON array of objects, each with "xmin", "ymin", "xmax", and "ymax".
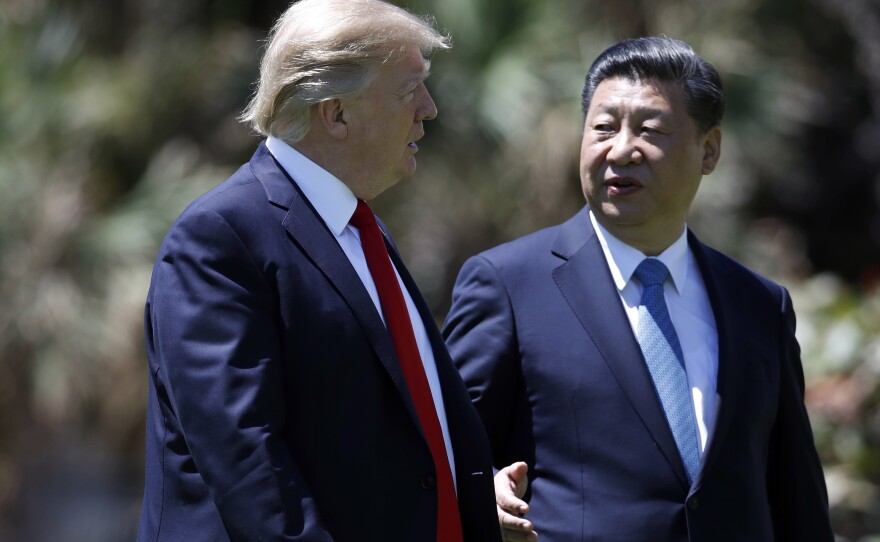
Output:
[
  {"xmin": 443, "ymin": 207, "xmax": 833, "ymax": 541},
  {"xmin": 138, "ymin": 142, "xmax": 501, "ymax": 542}
]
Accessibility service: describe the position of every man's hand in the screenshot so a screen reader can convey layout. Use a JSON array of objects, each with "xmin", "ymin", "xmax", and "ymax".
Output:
[{"xmin": 494, "ymin": 462, "xmax": 538, "ymax": 541}]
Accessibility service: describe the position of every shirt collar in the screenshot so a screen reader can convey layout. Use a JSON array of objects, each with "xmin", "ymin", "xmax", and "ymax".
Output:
[
  {"xmin": 589, "ymin": 210, "xmax": 690, "ymax": 295},
  {"xmin": 266, "ymin": 135, "xmax": 358, "ymax": 237}
]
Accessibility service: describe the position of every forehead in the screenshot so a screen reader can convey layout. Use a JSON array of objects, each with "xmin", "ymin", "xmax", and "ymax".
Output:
[
  {"xmin": 588, "ymin": 77, "xmax": 686, "ymax": 117},
  {"xmin": 375, "ymin": 46, "xmax": 431, "ymax": 88}
]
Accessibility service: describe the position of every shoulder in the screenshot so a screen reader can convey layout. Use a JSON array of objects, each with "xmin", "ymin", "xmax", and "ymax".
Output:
[
  {"xmin": 161, "ymin": 144, "xmax": 291, "ymax": 251},
  {"xmin": 178, "ymin": 163, "xmax": 268, "ymax": 224},
  {"xmin": 692, "ymin": 236, "xmax": 790, "ymax": 309},
  {"xmin": 471, "ymin": 207, "xmax": 589, "ymax": 271},
  {"xmin": 154, "ymin": 157, "xmax": 279, "ymax": 265}
]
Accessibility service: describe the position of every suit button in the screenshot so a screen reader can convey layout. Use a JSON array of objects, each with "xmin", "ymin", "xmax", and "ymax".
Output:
[
  {"xmin": 687, "ymin": 497, "xmax": 699, "ymax": 510},
  {"xmin": 419, "ymin": 475, "xmax": 436, "ymax": 490}
]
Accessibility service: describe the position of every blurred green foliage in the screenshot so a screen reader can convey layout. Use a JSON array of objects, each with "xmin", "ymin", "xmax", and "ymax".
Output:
[{"xmin": 0, "ymin": 0, "xmax": 878, "ymax": 539}]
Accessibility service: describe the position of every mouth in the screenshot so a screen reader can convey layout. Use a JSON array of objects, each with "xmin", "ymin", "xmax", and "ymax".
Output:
[
  {"xmin": 408, "ymin": 131, "xmax": 424, "ymax": 151},
  {"xmin": 604, "ymin": 176, "xmax": 642, "ymax": 195}
]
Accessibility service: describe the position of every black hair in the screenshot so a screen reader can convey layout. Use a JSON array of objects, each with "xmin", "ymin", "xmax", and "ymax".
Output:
[{"xmin": 581, "ymin": 36, "xmax": 725, "ymax": 133}]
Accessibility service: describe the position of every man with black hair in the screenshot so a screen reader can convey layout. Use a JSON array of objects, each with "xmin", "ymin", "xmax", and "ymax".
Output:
[{"xmin": 445, "ymin": 36, "xmax": 834, "ymax": 542}]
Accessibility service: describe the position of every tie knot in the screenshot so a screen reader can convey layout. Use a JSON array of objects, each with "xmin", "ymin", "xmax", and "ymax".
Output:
[
  {"xmin": 634, "ymin": 258, "xmax": 670, "ymax": 287},
  {"xmin": 349, "ymin": 199, "xmax": 377, "ymax": 229}
]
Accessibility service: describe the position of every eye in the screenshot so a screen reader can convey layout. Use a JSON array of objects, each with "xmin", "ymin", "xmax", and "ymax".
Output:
[
  {"xmin": 398, "ymin": 84, "xmax": 420, "ymax": 103},
  {"xmin": 593, "ymin": 123, "xmax": 615, "ymax": 133},
  {"xmin": 640, "ymin": 123, "xmax": 667, "ymax": 136}
]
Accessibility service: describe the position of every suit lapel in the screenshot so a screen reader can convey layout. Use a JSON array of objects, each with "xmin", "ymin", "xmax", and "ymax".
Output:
[
  {"xmin": 249, "ymin": 143, "xmax": 421, "ymax": 428},
  {"xmin": 382, "ymin": 227, "xmax": 445, "ymax": 377},
  {"xmin": 551, "ymin": 208, "xmax": 690, "ymax": 488},
  {"xmin": 382, "ymin": 228, "xmax": 467, "ymax": 436},
  {"xmin": 687, "ymin": 233, "xmax": 740, "ymax": 489}
]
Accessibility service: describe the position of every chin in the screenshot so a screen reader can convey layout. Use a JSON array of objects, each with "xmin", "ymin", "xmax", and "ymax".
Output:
[
  {"xmin": 398, "ymin": 162, "xmax": 417, "ymax": 180},
  {"xmin": 601, "ymin": 200, "xmax": 645, "ymax": 218}
]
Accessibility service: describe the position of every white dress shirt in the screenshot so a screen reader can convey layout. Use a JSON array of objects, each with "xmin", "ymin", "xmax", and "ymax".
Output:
[
  {"xmin": 266, "ymin": 136, "xmax": 456, "ymax": 480},
  {"xmin": 589, "ymin": 211, "xmax": 719, "ymax": 453}
]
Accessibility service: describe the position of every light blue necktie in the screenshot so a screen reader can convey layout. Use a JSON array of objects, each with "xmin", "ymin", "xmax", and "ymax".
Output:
[{"xmin": 634, "ymin": 258, "xmax": 701, "ymax": 484}]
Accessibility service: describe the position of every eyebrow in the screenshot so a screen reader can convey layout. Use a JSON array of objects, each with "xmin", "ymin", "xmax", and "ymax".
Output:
[
  {"xmin": 592, "ymin": 104, "xmax": 670, "ymax": 118},
  {"xmin": 414, "ymin": 58, "xmax": 433, "ymax": 82},
  {"xmin": 400, "ymin": 67, "xmax": 432, "ymax": 93}
]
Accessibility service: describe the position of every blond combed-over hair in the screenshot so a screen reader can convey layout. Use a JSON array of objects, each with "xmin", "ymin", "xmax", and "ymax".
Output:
[{"xmin": 240, "ymin": 0, "xmax": 450, "ymax": 143}]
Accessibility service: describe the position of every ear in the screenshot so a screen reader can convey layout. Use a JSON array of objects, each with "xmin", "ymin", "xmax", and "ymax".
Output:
[
  {"xmin": 315, "ymin": 99, "xmax": 349, "ymax": 140},
  {"xmin": 701, "ymin": 126, "xmax": 722, "ymax": 175}
]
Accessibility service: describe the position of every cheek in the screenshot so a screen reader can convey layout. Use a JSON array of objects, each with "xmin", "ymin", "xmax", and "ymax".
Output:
[
  {"xmin": 581, "ymin": 152, "xmax": 605, "ymax": 185},
  {"xmin": 580, "ymin": 144, "xmax": 599, "ymax": 168},
  {"xmin": 580, "ymin": 168, "xmax": 601, "ymax": 198},
  {"xmin": 583, "ymin": 139, "xmax": 610, "ymax": 163}
]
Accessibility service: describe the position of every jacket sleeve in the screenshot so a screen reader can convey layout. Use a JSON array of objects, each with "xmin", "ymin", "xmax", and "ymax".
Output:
[
  {"xmin": 442, "ymin": 254, "xmax": 522, "ymax": 469},
  {"xmin": 766, "ymin": 287, "xmax": 834, "ymax": 541},
  {"xmin": 148, "ymin": 207, "xmax": 335, "ymax": 541}
]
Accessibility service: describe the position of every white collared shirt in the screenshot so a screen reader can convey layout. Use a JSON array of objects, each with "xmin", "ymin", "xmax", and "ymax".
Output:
[
  {"xmin": 589, "ymin": 211, "xmax": 719, "ymax": 453},
  {"xmin": 266, "ymin": 136, "xmax": 456, "ymax": 482}
]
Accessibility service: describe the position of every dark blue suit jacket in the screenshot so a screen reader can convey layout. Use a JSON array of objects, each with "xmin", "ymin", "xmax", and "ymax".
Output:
[
  {"xmin": 443, "ymin": 207, "xmax": 833, "ymax": 541},
  {"xmin": 138, "ymin": 142, "xmax": 501, "ymax": 542}
]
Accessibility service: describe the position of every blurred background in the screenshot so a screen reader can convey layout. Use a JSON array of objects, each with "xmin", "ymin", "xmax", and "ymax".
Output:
[{"xmin": 1, "ymin": 0, "xmax": 878, "ymax": 539}]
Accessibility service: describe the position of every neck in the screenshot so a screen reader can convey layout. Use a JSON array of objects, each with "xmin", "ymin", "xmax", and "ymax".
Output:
[
  {"xmin": 594, "ymin": 218, "xmax": 685, "ymax": 257},
  {"xmin": 291, "ymin": 138, "xmax": 370, "ymax": 200}
]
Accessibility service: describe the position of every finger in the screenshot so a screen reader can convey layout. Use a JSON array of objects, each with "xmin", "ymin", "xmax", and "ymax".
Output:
[
  {"xmin": 500, "ymin": 524, "xmax": 539, "ymax": 542},
  {"xmin": 498, "ymin": 506, "xmax": 534, "ymax": 531},
  {"xmin": 512, "ymin": 474, "xmax": 528, "ymax": 498},
  {"xmin": 508, "ymin": 461, "xmax": 528, "ymax": 480},
  {"xmin": 496, "ymin": 490, "xmax": 529, "ymax": 516},
  {"xmin": 495, "ymin": 464, "xmax": 530, "ymax": 503},
  {"xmin": 505, "ymin": 462, "xmax": 529, "ymax": 498},
  {"xmin": 502, "ymin": 462, "xmax": 527, "ymax": 484}
]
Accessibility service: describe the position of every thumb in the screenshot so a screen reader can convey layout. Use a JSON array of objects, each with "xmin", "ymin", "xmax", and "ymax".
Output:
[{"xmin": 508, "ymin": 461, "xmax": 529, "ymax": 498}]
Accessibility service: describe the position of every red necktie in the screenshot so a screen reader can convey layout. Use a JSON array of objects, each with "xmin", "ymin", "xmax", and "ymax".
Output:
[{"xmin": 350, "ymin": 200, "xmax": 463, "ymax": 542}]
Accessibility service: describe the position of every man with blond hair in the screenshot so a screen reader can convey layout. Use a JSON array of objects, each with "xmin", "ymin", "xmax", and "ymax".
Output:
[{"xmin": 137, "ymin": 1, "xmax": 501, "ymax": 540}]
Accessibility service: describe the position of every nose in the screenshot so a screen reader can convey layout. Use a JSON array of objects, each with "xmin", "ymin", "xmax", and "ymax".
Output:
[
  {"xmin": 606, "ymin": 128, "xmax": 641, "ymax": 165},
  {"xmin": 416, "ymin": 84, "xmax": 438, "ymax": 121}
]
